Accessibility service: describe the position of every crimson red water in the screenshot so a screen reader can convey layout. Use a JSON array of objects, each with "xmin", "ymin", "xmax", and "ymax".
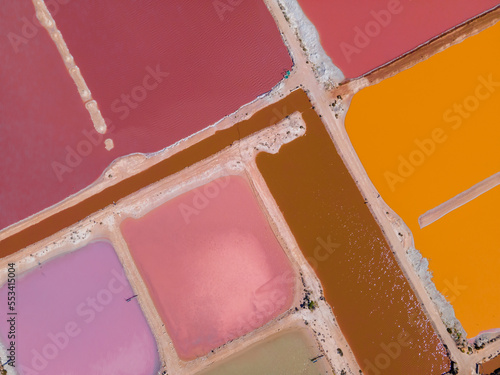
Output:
[
  {"xmin": 1, "ymin": 0, "xmax": 291, "ymax": 231},
  {"xmin": 297, "ymin": 0, "xmax": 498, "ymax": 78},
  {"xmin": 0, "ymin": 0, "xmax": 112, "ymax": 230},
  {"xmin": 52, "ymin": 0, "xmax": 291, "ymax": 154}
]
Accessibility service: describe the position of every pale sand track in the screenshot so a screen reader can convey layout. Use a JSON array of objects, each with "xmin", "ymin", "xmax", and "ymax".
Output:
[{"xmin": 419, "ymin": 172, "xmax": 500, "ymax": 229}]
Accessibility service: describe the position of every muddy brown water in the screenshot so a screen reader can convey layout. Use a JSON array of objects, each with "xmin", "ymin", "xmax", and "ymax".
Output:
[
  {"xmin": 480, "ymin": 354, "xmax": 500, "ymax": 374},
  {"xmin": 256, "ymin": 92, "xmax": 450, "ymax": 374}
]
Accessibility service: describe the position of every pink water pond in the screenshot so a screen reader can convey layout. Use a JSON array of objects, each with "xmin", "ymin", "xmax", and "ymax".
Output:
[
  {"xmin": 0, "ymin": 0, "xmax": 105, "ymax": 231},
  {"xmin": 297, "ymin": 0, "xmax": 499, "ymax": 78},
  {"xmin": 0, "ymin": 241, "xmax": 159, "ymax": 375},
  {"xmin": 1, "ymin": 0, "xmax": 292, "ymax": 232},
  {"xmin": 121, "ymin": 175, "xmax": 296, "ymax": 360}
]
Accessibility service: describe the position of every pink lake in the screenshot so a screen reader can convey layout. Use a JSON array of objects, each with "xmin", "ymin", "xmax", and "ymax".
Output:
[
  {"xmin": 51, "ymin": 0, "xmax": 292, "ymax": 155},
  {"xmin": 1, "ymin": 0, "xmax": 292, "ymax": 232},
  {"xmin": 0, "ymin": 0, "xmax": 111, "ymax": 230},
  {"xmin": 121, "ymin": 175, "xmax": 295, "ymax": 360},
  {"xmin": 297, "ymin": 0, "xmax": 499, "ymax": 78},
  {"xmin": 0, "ymin": 241, "xmax": 159, "ymax": 375}
]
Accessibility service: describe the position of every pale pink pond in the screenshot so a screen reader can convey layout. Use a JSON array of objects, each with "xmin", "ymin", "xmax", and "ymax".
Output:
[
  {"xmin": 121, "ymin": 175, "xmax": 295, "ymax": 360},
  {"xmin": 0, "ymin": 241, "xmax": 159, "ymax": 375}
]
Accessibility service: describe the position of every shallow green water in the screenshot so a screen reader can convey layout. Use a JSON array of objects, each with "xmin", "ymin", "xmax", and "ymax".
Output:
[{"xmin": 198, "ymin": 330, "xmax": 331, "ymax": 375}]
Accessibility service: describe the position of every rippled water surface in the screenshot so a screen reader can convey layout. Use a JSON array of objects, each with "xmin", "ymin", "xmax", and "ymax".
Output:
[{"xmin": 1, "ymin": 0, "xmax": 292, "ymax": 231}]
